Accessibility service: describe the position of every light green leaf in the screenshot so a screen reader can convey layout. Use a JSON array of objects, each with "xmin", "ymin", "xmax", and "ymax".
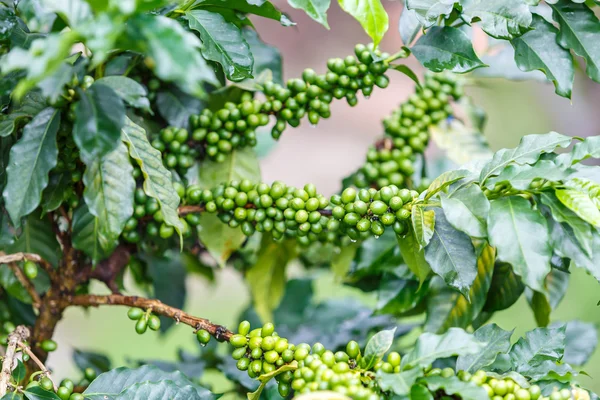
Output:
[
  {"xmin": 475, "ymin": 44, "xmax": 547, "ymax": 81},
  {"xmin": 376, "ymin": 368, "xmax": 424, "ymax": 396},
  {"xmin": 411, "ymin": 205, "xmax": 435, "ymax": 248},
  {"xmin": 114, "ymin": 380, "xmax": 206, "ymax": 400},
  {"xmin": 246, "ymin": 235, "xmax": 297, "ymax": 322},
  {"xmin": 487, "ymin": 160, "xmax": 572, "ymax": 190},
  {"xmin": 191, "ymin": 0, "xmax": 294, "ymax": 26},
  {"xmin": 441, "ymin": 184, "xmax": 489, "ymax": 238},
  {"xmin": 0, "ymin": 92, "xmax": 47, "ymax": 137},
  {"xmin": 410, "ymin": 384, "xmax": 434, "ymax": 400},
  {"xmin": 197, "ymin": 147, "xmax": 261, "ymax": 189},
  {"xmin": 186, "ymin": 10, "xmax": 254, "ymax": 81},
  {"xmin": 39, "ymin": 0, "xmax": 92, "ymax": 28},
  {"xmin": 196, "ymin": 214, "xmax": 247, "ymax": 267},
  {"xmin": 412, "ymin": 26, "xmax": 486, "ymax": 73},
  {"xmin": 429, "ymin": 118, "xmax": 493, "ymax": 165},
  {"xmin": 509, "ymin": 325, "xmax": 566, "ymax": 370},
  {"xmin": 461, "ymin": 0, "xmax": 532, "ymax": 39},
  {"xmin": 401, "ymin": 328, "xmax": 485, "ymax": 369},
  {"xmin": 331, "ymin": 244, "xmax": 358, "ymax": 277},
  {"xmin": 425, "ymin": 245, "xmax": 495, "ymax": 333},
  {"xmin": 422, "ymin": 376, "xmax": 489, "ymax": 400},
  {"xmin": 405, "ymin": 0, "xmax": 456, "ymax": 28},
  {"xmin": 94, "ymin": 76, "xmax": 151, "ymax": 113},
  {"xmin": 397, "ymin": 229, "xmax": 431, "ymax": 285},
  {"xmin": 337, "ymin": 0, "xmax": 389, "ymax": 47},
  {"xmin": 556, "ymin": 135, "xmax": 600, "ymax": 167},
  {"xmin": 3, "ymin": 108, "xmax": 60, "ymax": 227},
  {"xmin": 479, "ymin": 131, "xmax": 572, "ymax": 185},
  {"xmin": 511, "ymin": 15, "xmax": 575, "ymax": 98},
  {"xmin": 424, "ymin": 209, "xmax": 477, "ymax": 298},
  {"xmin": 288, "ymin": 0, "xmax": 331, "ymax": 28},
  {"xmin": 559, "ymin": 320, "xmax": 598, "ymax": 366},
  {"xmin": 488, "ymin": 196, "xmax": 551, "ymax": 293},
  {"xmin": 550, "ymin": 1, "xmax": 600, "ymax": 84},
  {"xmin": 83, "ymin": 142, "xmax": 135, "ymax": 255},
  {"xmin": 73, "ymin": 85, "xmax": 126, "ymax": 163},
  {"xmin": 72, "ymin": 203, "xmax": 109, "ymax": 263},
  {"xmin": 424, "ymin": 170, "xmax": 467, "ymax": 200},
  {"xmin": 456, "ymin": 323, "xmax": 513, "ymax": 373},
  {"xmin": 399, "ymin": 4, "xmax": 422, "ymax": 45},
  {"xmin": 555, "ymin": 189, "xmax": 600, "ymax": 228},
  {"xmin": 121, "ymin": 118, "xmax": 183, "ymax": 237},
  {"xmin": 362, "ymin": 328, "xmax": 396, "ymax": 370}
]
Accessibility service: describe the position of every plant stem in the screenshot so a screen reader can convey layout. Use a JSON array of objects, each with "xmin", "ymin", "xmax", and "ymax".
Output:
[
  {"xmin": 18, "ymin": 342, "xmax": 56, "ymax": 391},
  {"xmin": 0, "ymin": 326, "xmax": 30, "ymax": 397},
  {"xmin": 0, "ymin": 252, "xmax": 57, "ymax": 283},
  {"xmin": 6, "ymin": 263, "xmax": 41, "ymax": 309},
  {"xmin": 385, "ymin": 48, "xmax": 411, "ymax": 63}
]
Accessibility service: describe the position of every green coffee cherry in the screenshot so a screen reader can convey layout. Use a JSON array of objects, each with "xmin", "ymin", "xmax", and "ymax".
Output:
[
  {"xmin": 148, "ymin": 315, "xmax": 161, "ymax": 331},
  {"xmin": 24, "ymin": 260, "xmax": 38, "ymax": 279},
  {"xmin": 127, "ymin": 308, "xmax": 144, "ymax": 320},
  {"xmin": 197, "ymin": 329, "xmax": 211, "ymax": 345},
  {"xmin": 40, "ymin": 339, "xmax": 57, "ymax": 352}
]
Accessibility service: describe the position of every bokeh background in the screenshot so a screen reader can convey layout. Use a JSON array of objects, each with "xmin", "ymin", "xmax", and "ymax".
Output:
[{"xmin": 49, "ymin": 1, "xmax": 600, "ymax": 393}]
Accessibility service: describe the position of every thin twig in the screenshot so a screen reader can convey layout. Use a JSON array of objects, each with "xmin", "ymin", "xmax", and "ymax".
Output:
[
  {"xmin": 0, "ymin": 326, "xmax": 30, "ymax": 397},
  {"xmin": 17, "ymin": 342, "xmax": 57, "ymax": 391},
  {"xmin": 66, "ymin": 294, "xmax": 233, "ymax": 341},
  {"xmin": 0, "ymin": 252, "xmax": 57, "ymax": 282},
  {"xmin": 6, "ymin": 263, "xmax": 41, "ymax": 309}
]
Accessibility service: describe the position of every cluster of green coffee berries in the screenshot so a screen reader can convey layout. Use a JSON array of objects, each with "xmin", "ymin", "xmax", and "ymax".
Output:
[
  {"xmin": 179, "ymin": 44, "xmax": 390, "ymax": 162},
  {"xmin": 127, "ymin": 307, "xmax": 161, "ymax": 334},
  {"xmin": 150, "ymin": 126, "xmax": 200, "ymax": 174},
  {"xmin": 353, "ymin": 71, "xmax": 463, "ymax": 189},
  {"xmin": 26, "ymin": 375, "xmax": 86, "ymax": 400}
]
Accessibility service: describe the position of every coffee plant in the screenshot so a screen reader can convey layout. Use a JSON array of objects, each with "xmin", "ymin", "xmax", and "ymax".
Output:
[{"xmin": 1, "ymin": 0, "xmax": 600, "ymax": 399}]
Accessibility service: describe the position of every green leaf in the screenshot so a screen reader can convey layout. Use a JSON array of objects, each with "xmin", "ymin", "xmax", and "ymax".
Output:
[
  {"xmin": 556, "ymin": 135, "xmax": 600, "ymax": 167},
  {"xmin": 186, "ymin": 10, "xmax": 254, "ymax": 81},
  {"xmin": 509, "ymin": 325, "xmax": 566, "ymax": 370},
  {"xmin": 197, "ymin": 147, "xmax": 261, "ymax": 188},
  {"xmin": 121, "ymin": 118, "xmax": 183, "ymax": 237},
  {"xmin": 0, "ymin": 265, "xmax": 33, "ymax": 303},
  {"xmin": 391, "ymin": 65, "xmax": 421, "ymax": 88},
  {"xmin": 242, "ymin": 28, "xmax": 283, "ymax": 85},
  {"xmin": 74, "ymin": 85, "xmax": 125, "ymax": 163},
  {"xmin": 155, "ymin": 85, "xmax": 203, "ymax": 130},
  {"xmin": 429, "ymin": 119, "xmax": 492, "ymax": 166},
  {"xmin": 73, "ymin": 350, "xmax": 112, "ymax": 377},
  {"xmin": 526, "ymin": 268, "xmax": 569, "ymax": 327},
  {"xmin": 247, "ymin": 362, "xmax": 298, "ymax": 400},
  {"xmin": 83, "ymin": 142, "xmax": 135, "ymax": 255},
  {"xmin": 488, "ymin": 196, "xmax": 552, "ymax": 293},
  {"xmin": 377, "ymin": 275, "xmax": 427, "ymax": 315},
  {"xmin": 479, "ymin": 131, "xmax": 572, "ymax": 185},
  {"xmin": 8, "ymin": 211, "xmax": 61, "ymax": 266},
  {"xmin": 192, "ymin": 0, "xmax": 294, "ymax": 26},
  {"xmin": 555, "ymin": 188, "xmax": 600, "ymax": 228},
  {"xmin": 411, "ymin": 26, "xmax": 486, "ymax": 73},
  {"xmin": 410, "ymin": 384, "xmax": 434, "ymax": 400},
  {"xmin": 41, "ymin": 172, "xmax": 70, "ymax": 213},
  {"xmin": 114, "ymin": 380, "xmax": 208, "ymax": 400},
  {"xmin": 475, "ymin": 44, "xmax": 547, "ymax": 81},
  {"xmin": 94, "ymin": 76, "xmax": 151, "ymax": 113},
  {"xmin": 405, "ymin": 0, "xmax": 456, "ymax": 28},
  {"xmin": 511, "ymin": 15, "xmax": 575, "ymax": 98},
  {"xmin": 331, "ymin": 244, "xmax": 358, "ymax": 277},
  {"xmin": 559, "ymin": 320, "xmax": 598, "ymax": 366},
  {"xmin": 2, "ymin": 108, "xmax": 60, "ymax": 227},
  {"xmin": 401, "ymin": 328, "xmax": 485, "ymax": 369},
  {"xmin": 411, "ymin": 205, "xmax": 435, "ymax": 248},
  {"xmin": 72, "ymin": 203, "xmax": 109, "ymax": 263},
  {"xmin": 441, "ymin": 184, "xmax": 489, "ymax": 238},
  {"xmin": 376, "ymin": 368, "xmax": 424, "ymax": 396},
  {"xmin": 482, "ymin": 262, "xmax": 525, "ymax": 312},
  {"xmin": 397, "ymin": 229, "xmax": 431, "ymax": 285},
  {"xmin": 288, "ymin": 0, "xmax": 331, "ymax": 28},
  {"xmin": 456, "ymin": 323, "xmax": 513, "ymax": 373},
  {"xmin": 23, "ymin": 387, "xmax": 61, "ymax": 400},
  {"xmin": 399, "ymin": 4, "xmax": 422, "ymax": 45},
  {"xmin": 38, "ymin": 0, "xmax": 92, "ymax": 28},
  {"xmin": 12, "ymin": 359, "xmax": 26, "ymax": 384},
  {"xmin": 246, "ymin": 235, "xmax": 297, "ymax": 322},
  {"xmin": 362, "ymin": 328, "xmax": 396, "ymax": 370},
  {"xmin": 0, "ymin": 92, "xmax": 47, "ymax": 137},
  {"xmin": 337, "ymin": 0, "xmax": 389, "ymax": 47},
  {"xmin": 424, "ymin": 244, "xmax": 495, "ymax": 333},
  {"xmin": 461, "ymin": 0, "xmax": 532, "ymax": 39},
  {"xmin": 196, "ymin": 213, "xmax": 247, "ymax": 267},
  {"xmin": 84, "ymin": 365, "xmax": 214, "ymax": 400},
  {"xmin": 423, "ymin": 209, "xmax": 477, "ymax": 298},
  {"xmin": 550, "ymin": 1, "xmax": 600, "ymax": 84},
  {"xmin": 422, "ymin": 376, "xmax": 489, "ymax": 400},
  {"xmin": 424, "ymin": 170, "xmax": 467, "ymax": 200},
  {"xmin": 487, "ymin": 160, "xmax": 572, "ymax": 190},
  {"xmin": 124, "ymin": 14, "xmax": 217, "ymax": 97}
]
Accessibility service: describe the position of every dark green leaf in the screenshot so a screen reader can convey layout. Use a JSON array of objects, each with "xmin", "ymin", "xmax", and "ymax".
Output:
[
  {"xmin": 288, "ymin": 0, "xmax": 331, "ymax": 28},
  {"xmin": 461, "ymin": 0, "xmax": 532, "ymax": 39},
  {"xmin": 242, "ymin": 29, "xmax": 282, "ymax": 85},
  {"xmin": 525, "ymin": 267, "xmax": 569, "ymax": 327},
  {"xmin": 73, "ymin": 349, "xmax": 112, "ymax": 376},
  {"xmin": 196, "ymin": 213, "xmax": 247, "ymax": 267},
  {"xmin": 424, "ymin": 245, "xmax": 495, "ymax": 333},
  {"xmin": 376, "ymin": 368, "xmax": 423, "ymax": 396},
  {"xmin": 0, "ymin": 8, "xmax": 18, "ymax": 41},
  {"xmin": 479, "ymin": 131, "xmax": 572, "ymax": 184},
  {"xmin": 82, "ymin": 142, "xmax": 134, "ymax": 255},
  {"xmin": 246, "ymin": 235, "xmax": 297, "ymax": 322},
  {"xmin": 397, "ymin": 229, "xmax": 431, "ymax": 285},
  {"xmin": 186, "ymin": 10, "xmax": 253, "ymax": 81},
  {"xmin": 401, "ymin": 328, "xmax": 485, "ymax": 369},
  {"xmin": 422, "ymin": 376, "xmax": 489, "ymax": 400},
  {"xmin": 412, "ymin": 26, "xmax": 485, "ymax": 73},
  {"xmin": 376, "ymin": 275, "xmax": 426, "ymax": 315},
  {"xmin": 41, "ymin": 172, "xmax": 71, "ymax": 213},
  {"xmin": 95, "ymin": 76, "xmax": 151, "ymax": 113},
  {"xmin": 399, "ymin": 4, "xmax": 422, "ymax": 45},
  {"xmin": 12, "ymin": 359, "xmax": 26, "ymax": 384},
  {"xmin": 392, "ymin": 65, "xmax": 421, "ymax": 88},
  {"xmin": 23, "ymin": 387, "xmax": 61, "ymax": 400},
  {"xmin": 124, "ymin": 14, "xmax": 217, "ymax": 97},
  {"xmin": 488, "ymin": 196, "xmax": 551, "ymax": 293},
  {"xmin": 550, "ymin": 1, "xmax": 600, "ymax": 84},
  {"xmin": 362, "ymin": 328, "xmax": 396, "ymax": 370},
  {"xmin": 114, "ymin": 380, "xmax": 208, "ymax": 400},
  {"xmin": 405, "ymin": 0, "xmax": 456, "ymax": 28},
  {"xmin": 456, "ymin": 323, "xmax": 513, "ymax": 373},
  {"xmin": 156, "ymin": 85, "xmax": 203, "ymax": 130},
  {"xmin": 424, "ymin": 209, "xmax": 477, "ymax": 297},
  {"xmin": 511, "ymin": 15, "xmax": 575, "ymax": 98},
  {"xmin": 338, "ymin": 0, "xmax": 389, "ymax": 47},
  {"xmin": 0, "ymin": 265, "xmax": 33, "ymax": 303},
  {"xmin": 191, "ymin": 0, "xmax": 294, "ymax": 26},
  {"xmin": 197, "ymin": 147, "xmax": 261, "ymax": 188},
  {"xmin": 483, "ymin": 262, "xmax": 525, "ymax": 312},
  {"xmin": 3, "ymin": 108, "xmax": 60, "ymax": 227},
  {"xmin": 8, "ymin": 211, "xmax": 61, "ymax": 266},
  {"xmin": 72, "ymin": 203, "xmax": 109, "ymax": 263},
  {"xmin": 0, "ymin": 91, "xmax": 46, "ymax": 137},
  {"xmin": 509, "ymin": 325, "xmax": 566, "ymax": 370},
  {"xmin": 411, "ymin": 205, "xmax": 435, "ymax": 248},
  {"xmin": 121, "ymin": 118, "xmax": 183, "ymax": 237},
  {"xmin": 410, "ymin": 384, "xmax": 434, "ymax": 400},
  {"xmin": 74, "ymin": 85, "xmax": 125, "ymax": 162}
]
